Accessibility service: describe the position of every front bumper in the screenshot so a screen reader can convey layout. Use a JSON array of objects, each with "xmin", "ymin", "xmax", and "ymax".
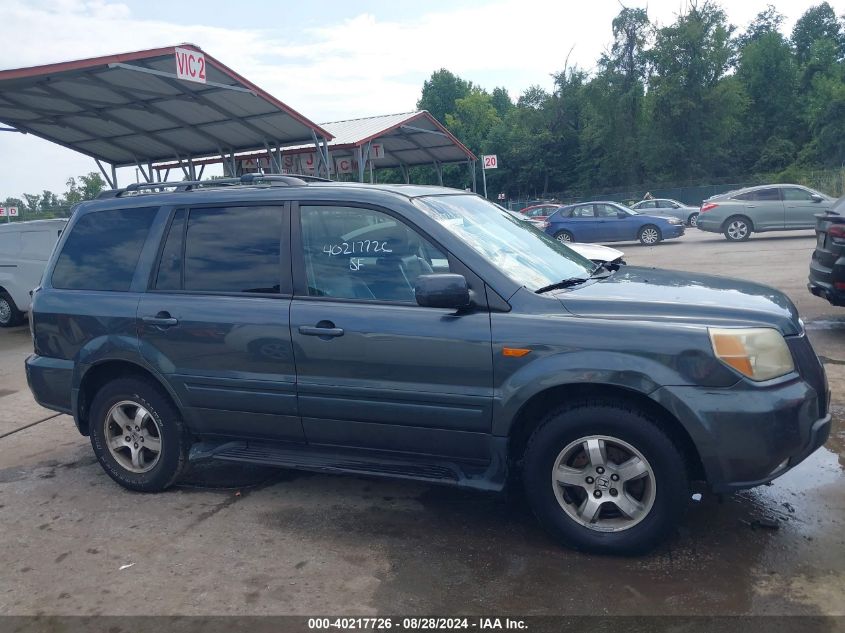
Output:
[
  {"xmin": 650, "ymin": 334, "xmax": 830, "ymax": 493},
  {"xmin": 664, "ymin": 225, "xmax": 685, "ymax": 239}
]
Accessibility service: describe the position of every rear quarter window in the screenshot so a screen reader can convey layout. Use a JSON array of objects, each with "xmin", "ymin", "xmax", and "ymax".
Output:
[{"xmin": 51, "ymin": 208, "xmax": 157, "ymax": 291}]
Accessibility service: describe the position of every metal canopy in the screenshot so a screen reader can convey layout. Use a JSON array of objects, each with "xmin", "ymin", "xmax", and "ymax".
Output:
[
  {"xmin": 309, "ymin": 111, "xmax": 476, "ymax": 168},
  {"xmin": 155, "ymin": 111, "xmax": 478, "ymax": 186},
  {"xmin": 0, "ymin": 45, "xmax": 333, "ymax": 172}
]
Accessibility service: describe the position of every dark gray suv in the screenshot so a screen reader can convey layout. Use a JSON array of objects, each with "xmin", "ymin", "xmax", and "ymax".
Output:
[{"xmin": 26, "ymin": 176, "xmax": 830, "ymax": 554}]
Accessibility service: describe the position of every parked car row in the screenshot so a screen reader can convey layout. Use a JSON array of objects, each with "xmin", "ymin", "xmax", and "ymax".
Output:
[{"xmin": 516, "ymin": 183, "xmax": 835, "ymax": 245}]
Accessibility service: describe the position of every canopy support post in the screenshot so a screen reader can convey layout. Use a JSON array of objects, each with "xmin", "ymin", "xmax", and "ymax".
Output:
[
  {"xmin": 469, "ymin": 160, "xmax": 477, "ymax": 192},
  {"xmin": 95, "ymin": 159, "xmax": 116, "ymax": 189}
]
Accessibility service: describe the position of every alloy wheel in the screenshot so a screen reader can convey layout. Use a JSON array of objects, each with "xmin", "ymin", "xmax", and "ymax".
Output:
[
  {"xmin": 0, "ymin": 298, "xmax": 10, "ymax": 325},
  {"xmin": 727, "ymin": 220, "xmax": 748, "ymax": 240},
  {"xmin": 689, "ymin": 214, "xmax": 698, "ymax": 227},
  {"xmin": 551, "ymin": 434, "xmax": 656, "ymax": 532},
  {"xmin": 640, "ymin": 227, "xmax": 660, "ymax": 244},
  {"xmin": 104, "ymin": 400, "xmax": 163, "ymax": 473},
  {"xmin": 556, "ymin": 232, "xmax": 572, "ymax": 243}
]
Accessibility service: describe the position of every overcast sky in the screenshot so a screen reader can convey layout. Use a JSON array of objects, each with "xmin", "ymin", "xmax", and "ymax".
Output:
[{"xmin": 1, "ymin": 0, "xmax": 842, "ymax": 198}]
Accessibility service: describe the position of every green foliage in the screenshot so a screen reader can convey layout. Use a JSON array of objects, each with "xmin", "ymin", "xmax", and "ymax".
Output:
[
  {"xmin": 416, "ymin": 69, "xmax": 473, "ymax": 124},
  {"xmin": 791, "ymin": 2, "xmax": 843, "ymax": 64},
  {"xmin": 408, "ymin": 1, "xmax": 845, "ymax": 200},
  {"xmin": 3, "ymin": 172, "xmax": 105, "ymax": 222}
]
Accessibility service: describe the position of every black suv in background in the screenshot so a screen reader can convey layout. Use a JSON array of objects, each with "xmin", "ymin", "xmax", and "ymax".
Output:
[
  {"xmin": 26, "ymin": 175, "xmax": 830, "ymax": 554},
  {"xmin": 809, "ymin": 195, "xmax": 845, "ymax": 306}
]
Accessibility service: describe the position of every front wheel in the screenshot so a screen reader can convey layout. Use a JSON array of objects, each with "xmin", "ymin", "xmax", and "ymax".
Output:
[
  {"xmin": 638, "ymin": 225, "xmax": 662, "ymax": 245},
  {"xmin": 89, "ymin": 377, "xmax": 189, "ymax": 492},
  {"xmin": 554, "ymin": 230, "xmax": 574, "ymax": 244},
  {"xmin": 522, "ymin": 399, "xmax": 689, "ymax": 554}
]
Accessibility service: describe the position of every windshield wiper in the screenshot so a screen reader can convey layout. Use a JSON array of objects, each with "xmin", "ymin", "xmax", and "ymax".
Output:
[
  {"xmin": 536, "ymin": 263, "xmax": 616, "ymax": 294},
  {"xmin": 535, "ymin": 277, "xmax": 591, "ymax": 294}
]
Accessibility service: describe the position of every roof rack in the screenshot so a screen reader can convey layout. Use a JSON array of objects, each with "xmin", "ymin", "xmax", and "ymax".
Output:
[{"xmin": 96, "ymin": 173, "xmax": 332, "ymax": 199}]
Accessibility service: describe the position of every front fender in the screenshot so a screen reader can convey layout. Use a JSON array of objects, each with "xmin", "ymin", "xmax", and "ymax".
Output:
[{"xmin": 492, "ymin": 350, "xmax": 680, "ymax": 435}]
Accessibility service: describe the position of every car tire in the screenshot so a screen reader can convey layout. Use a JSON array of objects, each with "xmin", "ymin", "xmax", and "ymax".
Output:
[
  {"xmin": 554, "ymin": 230, "xmax": 574, "ymax": 243},
  {"xmin": 638, "ymin": 225, "xmax": 662, "ymax": 245},
  {"xmin": 723, "ymin": 216, "xmax": 752, "ymax": 242},
  {"xmin": 89, "ymin": 377, "xmax": 189, "ymax": 492},
  {"xmin": 687, "ymin": 213, "xmax": 699, "ymax": 228},
  {"xmin": 521, "ymin": 398, "xmax": 689, "ymax": 555},
  {"xmin": 0, "ymin": 291, "xmax": 25, "ymax": 328}
]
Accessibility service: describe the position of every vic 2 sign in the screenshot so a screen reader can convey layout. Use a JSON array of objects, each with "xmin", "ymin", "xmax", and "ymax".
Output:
[
  {"xmin": 175, "ymin": 47, "xmax": 206, "ymax": 84},
  {"xmin": 483, "ymin": 155, "xmax": 498, "ymax": 169}
]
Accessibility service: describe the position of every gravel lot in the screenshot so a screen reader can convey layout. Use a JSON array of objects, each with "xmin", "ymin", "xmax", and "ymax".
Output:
[{"xmin": 0, "ymin": 228, "xmax": 843, "ymax": 617}]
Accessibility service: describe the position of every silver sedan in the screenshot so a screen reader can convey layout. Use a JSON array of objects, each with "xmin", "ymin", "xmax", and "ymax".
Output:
[{"xmin": 631, "ymin": 198, "xmax": 701, "ymax": 227}]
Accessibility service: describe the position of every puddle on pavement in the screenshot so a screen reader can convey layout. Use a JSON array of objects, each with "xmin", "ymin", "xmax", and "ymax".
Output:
[{"xmin": 251, "ymin": 414, "xmax": 844, "ymax": 616}]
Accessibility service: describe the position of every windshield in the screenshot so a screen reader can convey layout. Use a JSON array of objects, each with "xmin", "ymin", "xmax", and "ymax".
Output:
[{"xmin": 415, "ymin": 194, "xmax": 594, "ymax": 292}]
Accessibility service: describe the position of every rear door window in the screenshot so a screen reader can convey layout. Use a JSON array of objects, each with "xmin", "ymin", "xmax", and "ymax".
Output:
[
  {"xmin": 52, "ymin": 208, "xmax": 157, "ymax": 291},
  {"xmin": 182, "ymin": 206, "xmax": 283, "ymax": 294},
  {"xmin": 571, "ymin": 205, "xmax": 595, "ymax": 218}
]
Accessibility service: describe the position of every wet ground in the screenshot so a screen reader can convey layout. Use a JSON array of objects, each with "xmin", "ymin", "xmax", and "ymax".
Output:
[{"xmin": 0, "ymin": 229, "xmax": 843, "ymax": 616}]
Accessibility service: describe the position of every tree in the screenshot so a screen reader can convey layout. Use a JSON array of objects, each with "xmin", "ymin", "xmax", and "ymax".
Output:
[
  {"xmin": 416, "ymin": 69, "xmax": 473, "ymax": 124},
  {"xmin": 490, "ymin": 86, "xmax": 513, "ymax": 119},
  {"xmin": 792, "ymin": 3, "xmax": 843, "ymax": 64},
  {"xmin": 736, "ymin": 16, "xmax": 801, "ymax": 170},
  {"xmin": 445, "ymin": 88, "xmax": 501, "ymax": 156},
  {"xmin": 644, "ymin": 1, "xmax": 741, "ymax": 180}
]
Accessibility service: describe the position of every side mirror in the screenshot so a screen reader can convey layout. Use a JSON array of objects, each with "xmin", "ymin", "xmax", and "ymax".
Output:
[
  {"xmin": 415, "ymin": 274, "xmax": 471, "ymax": 309},
  {"xmin": 617, "ymin": 211, "xmax": 628, "ymax": 219},
  {"xmin": 811, "ymin": 194, "xmax": 824, "ymax": 203}
]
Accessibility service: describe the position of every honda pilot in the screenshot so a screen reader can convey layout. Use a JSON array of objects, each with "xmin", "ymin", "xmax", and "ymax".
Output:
[{"xmin": 26, "ymin": 175, "xmax": 830, "ymax": 554}]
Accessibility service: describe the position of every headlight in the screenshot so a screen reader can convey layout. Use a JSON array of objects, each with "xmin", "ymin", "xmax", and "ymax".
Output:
[
  {"xmin": 708, "ymin": 327, "xmax": 794, "ymax": 381},
  {"xmin": 667, "ymin": 218, "xmax": 682, "ymax": 225}
]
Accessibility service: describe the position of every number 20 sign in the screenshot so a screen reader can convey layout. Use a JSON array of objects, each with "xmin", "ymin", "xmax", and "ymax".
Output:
[{"xmin": 483, "ymin": 155, "xmax": 498, "ymax": 169}]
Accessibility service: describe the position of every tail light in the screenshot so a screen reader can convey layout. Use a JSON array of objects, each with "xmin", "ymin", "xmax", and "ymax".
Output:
[
  {"xmin": 700, "ymin": 203, "xmax": 718, "ymax": 213},
  {"xmin": 828, "ymin": 225, "xmax": 845, "ymax": 242}
]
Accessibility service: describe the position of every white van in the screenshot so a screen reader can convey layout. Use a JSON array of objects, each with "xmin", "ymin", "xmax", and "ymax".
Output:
[{"xmin": 0, "ymin": 219, "xmax": 67, "ymax": 327}]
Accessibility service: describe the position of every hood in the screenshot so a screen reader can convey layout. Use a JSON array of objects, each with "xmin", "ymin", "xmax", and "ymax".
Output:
[
  {"xmin": 558, "ymin": 266, "xmax": 801, "ymax": 334},
  {"xmin": 568, "ymin": 242, "xmax": 624, "ymax": 263},
  {"xmin": 637, "ymin": 213, "xmax": 678, "ymax": 223}
]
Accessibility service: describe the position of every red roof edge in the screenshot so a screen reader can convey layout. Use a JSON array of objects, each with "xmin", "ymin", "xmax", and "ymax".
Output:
[
  {"xmin": 0, "ymin": 44, "xmax": 334, "ymax": 141},
  {"xmin": 354, "ymin": 111, "xmax": 477, "ymax": 161}
]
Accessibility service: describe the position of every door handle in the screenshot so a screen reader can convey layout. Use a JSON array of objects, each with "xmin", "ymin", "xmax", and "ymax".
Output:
[
  {"xmin": 299, "ymin": 325, "xmax": 344, "ymax": 337},
  {"xmin": 142, "ymin": 312, "xmax": 179, "ymax": 327}
]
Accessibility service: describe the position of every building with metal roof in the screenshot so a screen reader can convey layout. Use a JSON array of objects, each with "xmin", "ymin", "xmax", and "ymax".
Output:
[
  {"xmin": 0, "ymin": 44, "xmax": 333, "ymax": 188},
  {"xmin": 155, "ymin": 111, "xmax": 479, "ymax": 189}
]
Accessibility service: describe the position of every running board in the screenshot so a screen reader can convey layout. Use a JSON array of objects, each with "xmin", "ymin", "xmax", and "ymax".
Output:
[{"xmin": 191, "ymin": 441, "xmax": 505, "ymax": 491}]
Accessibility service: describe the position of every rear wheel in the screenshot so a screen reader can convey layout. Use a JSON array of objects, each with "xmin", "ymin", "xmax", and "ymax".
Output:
[
  {"xmin": 723, "ymin": 216, "xmax": 751, "ymax": 241},
  {"xmin": 554, "ymin": 230, "xmax": 574, "ymax": 243},
  {"xmin": 522, "ymin": 399, "xmax": 689, "ymax": 554},
  {"xmin": 688, "ymin": 213, "xmax": 699, "ymax": 228},
  {"xmin": 89, "ymin": 377, "xmax": 189, "ymax": 492},
  {"xmin": 0, "ymin": 291, "xmax": 25, "ymax": 328},
  {"xmin": 638, "ymin": 225, "xmax": 662, "ymax": 245}
]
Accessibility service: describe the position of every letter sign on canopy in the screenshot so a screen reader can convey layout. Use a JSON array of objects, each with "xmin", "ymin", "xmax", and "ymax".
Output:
[{"xmin": 175, "ymin": 47, "xmax": 207, "ymax": 84}]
